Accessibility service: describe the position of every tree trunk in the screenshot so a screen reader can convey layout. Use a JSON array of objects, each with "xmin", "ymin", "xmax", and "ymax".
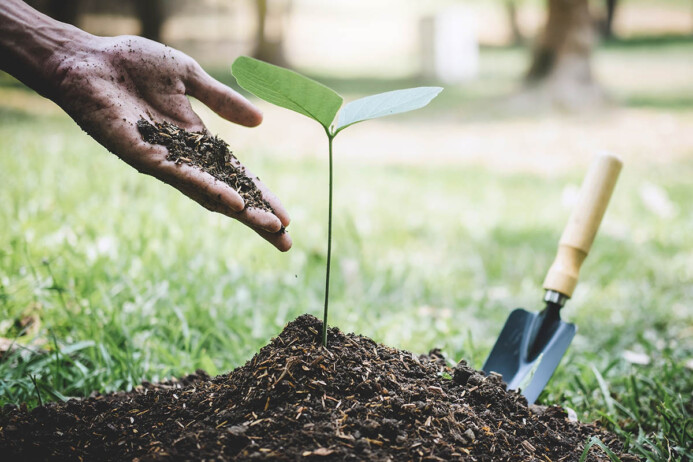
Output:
[
  {"xmin": 526, "ymin": 0, "xmax": 602, "ymax": 109},
  {"xmin": 253, "ymin": 0, "xmax": 288, "ymax": 66},
  {"xmin": 46, "ymin": 0, "xmax": 81, "ymax": 25},
  {"xmin": 135, "ymin": 0, "xmax": 165, "ymax": 43},
  {"xmin": 505, "ymin": 0, "xmax": 524, "ymax": 45},
  {"xmin": 602, "ymin": 0, "xmax": 617, "ymax": 39}
]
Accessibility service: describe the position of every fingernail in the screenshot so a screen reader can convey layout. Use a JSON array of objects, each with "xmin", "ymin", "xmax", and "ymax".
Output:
[
  {"xmin": 231, "ymin": 197, "xmax": 245, "ymax": 212},
  {"xmin": 272, "ymin": 230, "xmax": 291, "ymax": 252},
  {"xmin": 262, "ymin": 218, "xmax": 282, "ymax": 233}
]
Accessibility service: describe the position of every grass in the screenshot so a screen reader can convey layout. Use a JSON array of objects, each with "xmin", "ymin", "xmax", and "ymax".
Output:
[{"xmin": 1, "ymin": 38, "xmax": 692, "ymax": 461}]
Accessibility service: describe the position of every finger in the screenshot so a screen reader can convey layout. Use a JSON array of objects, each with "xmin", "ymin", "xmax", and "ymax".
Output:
[
  {"xmin": 120, "ymin": 124, "xmax": 290, "ymax": 249},
  {"xmin": 141, "ymin": 146, "xmax": 246, "ymax": 214},
  {"xmin": 162, "ymin": 96, "xmax": 206, "ymax": 133},
  {"xmin": 240, "ymin": 165, "xmax": 291, "ymax": 227},
  {"xmin": 196, "ymin": 197, "xmax": 289, "ymax": 250},
  {"xmin": 132, "ymin": 142, "xmax": 289, "ymax": 247},
  {"xmin": 143, "ymin": 92, "xmax": 207, "ymax": 133},
  {"xmin": 128, "ymin": 115, "xmax": 283, "ymax": 233},
  {"xmin": 252, "ymin": 226, "xmax": 293, "ymax": 252},
  {"xmin": 257, "ymin": 184, "xmax": 291, "ymax": 227},
  {"xmin": 236, "ymin": 206, "xmax": 283, "ymax": 233},
  {"xmin": 186, "ymin": 64, "xmax": 263, "ymax": 128},
  {"xmin": 175, "ymin": 177, "xmax": 282, "ymax": 233}
]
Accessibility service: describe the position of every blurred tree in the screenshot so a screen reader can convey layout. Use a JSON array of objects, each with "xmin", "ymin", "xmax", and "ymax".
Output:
[
  {"xmin": 134, "ymin": 0, "xmax": 165, "ymax": 43},
  {"xmin": 253, "ymin": 0, "xmax": 290, "ymax": 66},
  {"xmin": 601, "ymin": 0, "xmax": 617, "ymax": 38},
  {"xmin": 26, "ymin": 0, "xmax": 168, "ymax": 43},
  {"xmin": 24, "ymin": 0, "xmax": 81, "ymax": 25},
  {"xmin": 46, "ymin": 0, "xmax": 81, "ymax": 25},
  {"xmin": 595, "ymin": 0, "xmax": 618, "ymax": 39},
  {"xmin": 526, "ymin": 0, "xmax": 602, "ymax": 108},
  {"xmin": 505, "ymin": 0, "xmax": 524, "ymax": 45}
]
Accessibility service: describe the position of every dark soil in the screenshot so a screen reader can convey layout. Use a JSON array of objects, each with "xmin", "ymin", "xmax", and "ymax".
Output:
[
  {"xmin": 137, "ymin": 119, "xmax": 273, "ymax": 212},
  {"xmin": 0, "ymin": 315, "xmax": 634, "ymax": 461}
]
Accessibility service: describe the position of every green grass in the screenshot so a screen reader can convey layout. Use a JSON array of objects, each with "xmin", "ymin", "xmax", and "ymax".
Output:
[{"xmin": 2, "ymin": 40, "xmax": 692, "ymax": 460}]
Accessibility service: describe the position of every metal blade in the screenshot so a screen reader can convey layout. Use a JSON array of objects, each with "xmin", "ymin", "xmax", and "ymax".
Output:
[{"xmin": 482, "ymin": 308, "xmax": 576, "ymax": 404}]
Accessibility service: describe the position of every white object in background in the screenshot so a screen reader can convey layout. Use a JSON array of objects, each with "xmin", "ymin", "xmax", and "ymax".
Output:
[
  {"xmin": 639, "ymin": 181, "xmax": 676, "ymax": 218},
  {"xmin": 433, "ymin": 6, "xmax": 479, "ymax": 83},
  {"xmin": 565, "ymin": 407, "xmax": 579, "ymax": 422}
]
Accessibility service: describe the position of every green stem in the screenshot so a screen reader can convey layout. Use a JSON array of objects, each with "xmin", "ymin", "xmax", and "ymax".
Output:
[{"xmin": 322, "ymin": 134, "xmax": 334, "ymax": 347}]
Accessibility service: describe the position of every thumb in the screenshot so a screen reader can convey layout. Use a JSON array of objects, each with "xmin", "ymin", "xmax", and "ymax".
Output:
[{"xmin": 186, "ymin": 64, "xmax": 263, "ymax": 127}]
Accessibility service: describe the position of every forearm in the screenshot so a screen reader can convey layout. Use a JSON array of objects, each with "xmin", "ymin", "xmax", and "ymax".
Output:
[{"xmin": 0, "ymin": 0, "xmax": 91, "ymax": 98}]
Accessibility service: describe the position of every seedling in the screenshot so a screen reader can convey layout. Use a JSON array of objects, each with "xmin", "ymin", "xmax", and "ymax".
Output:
[{"xmin": 232, "ymin": 56, "xmax": 442, "ymax": 346}]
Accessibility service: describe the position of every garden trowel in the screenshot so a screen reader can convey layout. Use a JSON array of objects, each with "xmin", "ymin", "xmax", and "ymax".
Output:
[{"xmin": 482, "ymin": 153, "xmax": 622, "ymax": 404}]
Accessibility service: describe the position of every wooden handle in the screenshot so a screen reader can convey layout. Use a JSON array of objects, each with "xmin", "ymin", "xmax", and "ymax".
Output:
[{"xmin": 543, "ymin": 153, "xmax": 622, "ymax": 298}]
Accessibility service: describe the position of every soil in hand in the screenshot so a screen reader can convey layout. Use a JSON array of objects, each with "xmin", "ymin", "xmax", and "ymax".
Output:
[
  {"xmin": 0, "ymin": 315, "xmax": 634, "ymax": 461},
  {"xmin": 137, "ymin": 119, "xmax": 273, "ymax": 213}
]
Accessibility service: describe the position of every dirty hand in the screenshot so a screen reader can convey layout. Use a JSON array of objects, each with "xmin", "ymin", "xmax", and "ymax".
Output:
[
  {"xmin": 56, "ymin": 36, "xmax": 291, "ymax": 251},
  {"xmin": 0, "ymin": 2, "xmax": 291, "ymax": 251}
]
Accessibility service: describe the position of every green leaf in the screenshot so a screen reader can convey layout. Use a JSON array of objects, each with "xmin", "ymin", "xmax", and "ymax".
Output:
[
  {"xmin": 335, "ymin": 87, "xmax": 442, "ymax": 133},
  {"xmin": 579, "ymin": 436, "xmax": 622, "ymax": 462},
  {"xmin": 232, "ymin": 56, "xmax": 343, "ymax": 130}
]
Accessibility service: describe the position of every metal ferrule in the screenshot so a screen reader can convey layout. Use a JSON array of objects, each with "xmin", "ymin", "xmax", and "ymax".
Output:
[{"xmin": 544, "ymin": 289, "xmax": 568, "ymax": 307}]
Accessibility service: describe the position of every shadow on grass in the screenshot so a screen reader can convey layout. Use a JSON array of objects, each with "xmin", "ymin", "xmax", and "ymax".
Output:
[
  {"xmin": 601, "ymin": 33, "xmax": 693, "ymax": 49},
  {"xmin": 0, "ymin": 72, "xmax": 26, "ymax": 89},
  {"xmin": 0, "ymin": 105, "xmax": 42, "ymax": 124},
  {"xmin": 624, "ymin": 94, "xmax": 693, "ymax": 111}
]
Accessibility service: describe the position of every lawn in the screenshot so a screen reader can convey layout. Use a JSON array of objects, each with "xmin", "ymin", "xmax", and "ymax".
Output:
[{"xmin": 1, "ymin": 38, "xmax": 691, "ymax": 460}]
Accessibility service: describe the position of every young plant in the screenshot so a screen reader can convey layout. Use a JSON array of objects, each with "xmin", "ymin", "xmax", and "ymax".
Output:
[{"xmin": 232, "ymin": 56, "xmax": 442, "ymax": 346}]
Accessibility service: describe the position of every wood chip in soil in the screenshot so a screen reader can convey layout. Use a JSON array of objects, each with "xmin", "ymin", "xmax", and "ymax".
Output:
[
  {"xmin": 137, "ymin": 119, "xmax": 273, "ymax": 213},
  {"xmin": 0, "ymin": 315, "xmax": 637, "ymax": 461}
]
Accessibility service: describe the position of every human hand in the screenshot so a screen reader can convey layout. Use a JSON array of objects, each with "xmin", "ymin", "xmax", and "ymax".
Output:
[{"xmin": 49, "ymin": 35, "xmax": 291, "ymax": 251}]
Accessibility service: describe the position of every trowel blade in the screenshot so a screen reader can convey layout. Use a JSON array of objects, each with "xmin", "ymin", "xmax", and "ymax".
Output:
[{"xmin": 482, "ymin": 308, "xmax": 576, "ymax": 404}]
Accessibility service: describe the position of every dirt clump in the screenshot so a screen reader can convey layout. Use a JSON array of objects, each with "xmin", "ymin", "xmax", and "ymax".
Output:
[
  {"xmin": 137, "ymin": 119, "xmax": 273, "ymax": 213},
  {"xmin": 0, "ymin": 315, "xmax": 634, "ymax": 461}
]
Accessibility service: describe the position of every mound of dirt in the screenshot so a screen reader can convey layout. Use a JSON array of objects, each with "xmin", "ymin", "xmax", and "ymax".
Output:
[{"xmin": 0, "ymin": 315, "xmax": 633, "ymax": 461}]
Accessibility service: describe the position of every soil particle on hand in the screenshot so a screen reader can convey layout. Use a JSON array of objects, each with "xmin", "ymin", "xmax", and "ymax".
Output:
[
  {"xmin": 0, "ymin": 315, "xmax": 635, "ymax": 461},
  {"xmin": 137, "ymin": 119, "xmax": 273, "ymax": 213}
]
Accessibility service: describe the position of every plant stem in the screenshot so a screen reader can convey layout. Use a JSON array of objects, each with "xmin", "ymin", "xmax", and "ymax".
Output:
[{"xmin": 322, "ymin": 134, "xmax": 334, "ymax": 347}]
